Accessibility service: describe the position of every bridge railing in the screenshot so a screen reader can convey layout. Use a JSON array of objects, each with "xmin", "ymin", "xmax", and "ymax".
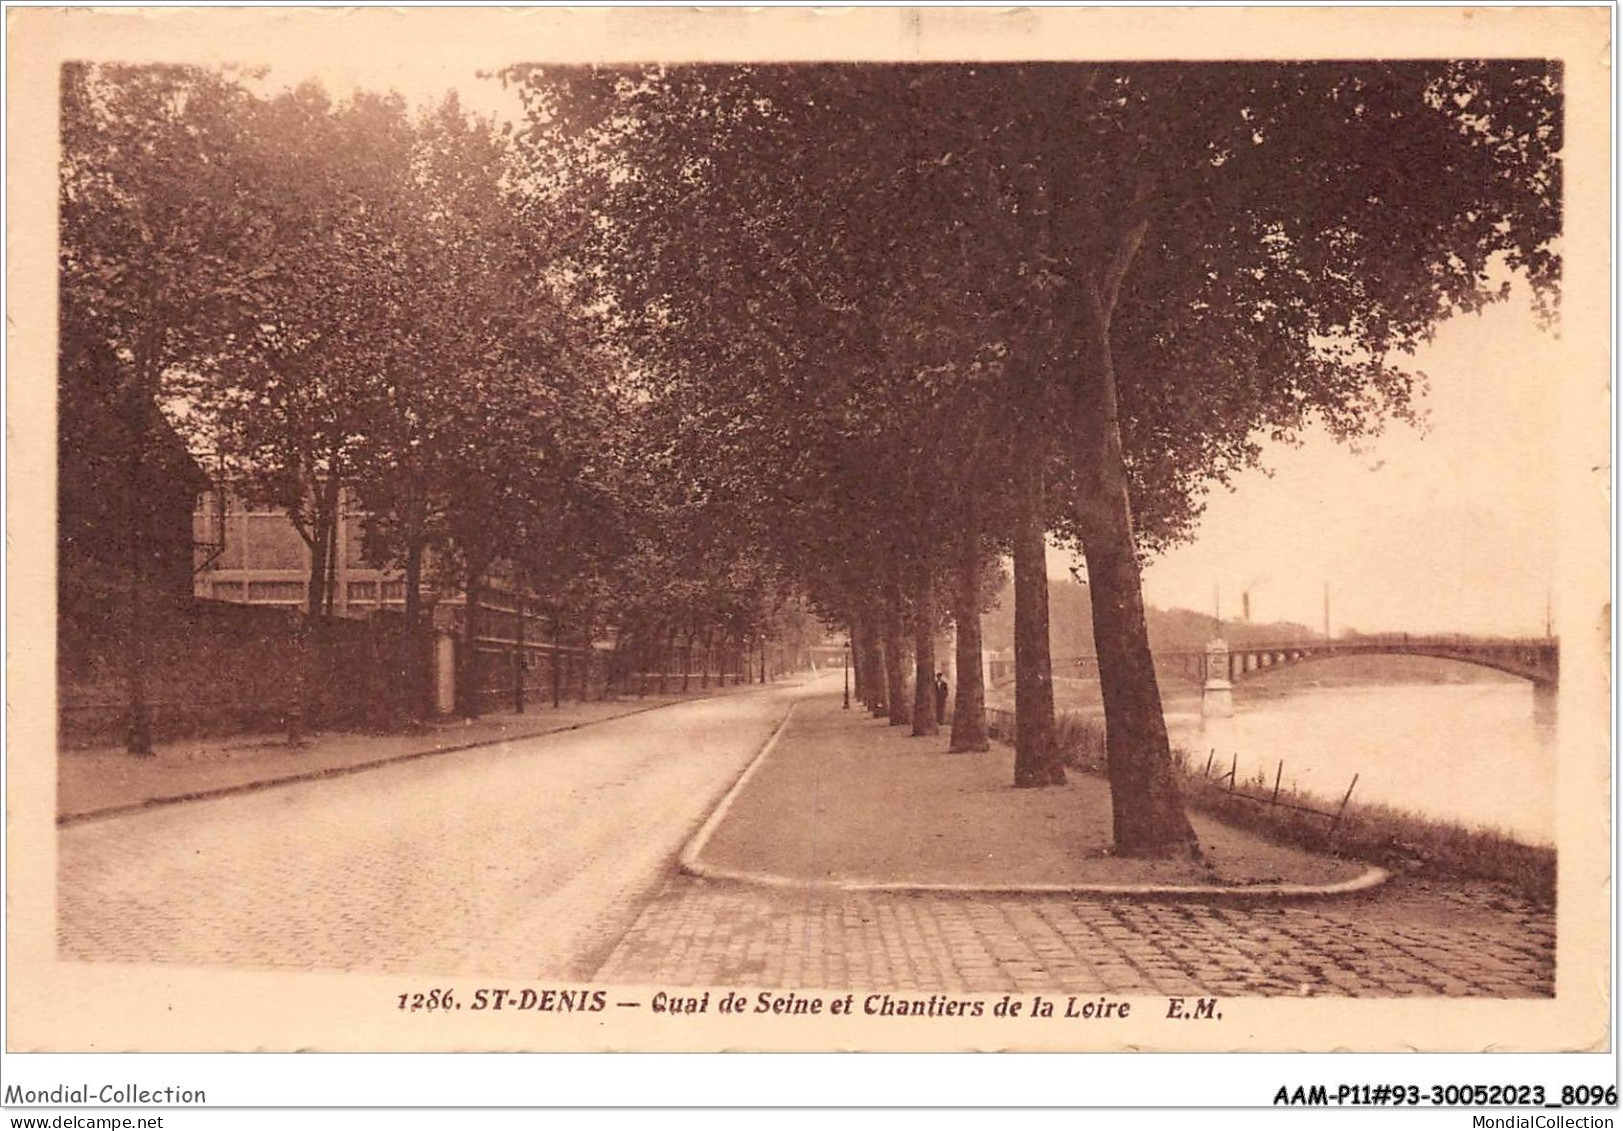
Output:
[{"xmin": 1049, "ymin": 635, "xmax": 1557, "ymax": 669}]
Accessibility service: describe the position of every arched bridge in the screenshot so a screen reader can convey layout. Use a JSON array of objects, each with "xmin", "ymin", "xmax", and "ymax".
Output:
[{"xmin": 1056, "ymin": 635, "xmax": 1560, "ymax": 689}]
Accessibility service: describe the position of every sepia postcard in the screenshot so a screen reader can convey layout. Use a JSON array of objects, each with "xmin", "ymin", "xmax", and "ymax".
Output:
[{"xmin": 5, "ymin": 4, "xmax": 1613, "ymax": 1061}]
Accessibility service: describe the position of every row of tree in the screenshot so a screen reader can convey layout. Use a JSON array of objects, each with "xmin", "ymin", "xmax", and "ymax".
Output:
[
  {"xmin": 498, "ymin": 61, "xmax": 1559, "ymax": 856},
  {"xmin": 63, "ymin": 61, "xmax": 1560, "ymax": 859},
  {"xmin": 60, "ymin": 63, "xmax": 810, "ymax": 746}
]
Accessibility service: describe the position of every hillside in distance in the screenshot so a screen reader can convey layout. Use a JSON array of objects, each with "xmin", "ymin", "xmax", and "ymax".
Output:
[{"xmin": 979, "ymin": 578, "xmax": 1319, "ymax": 659}]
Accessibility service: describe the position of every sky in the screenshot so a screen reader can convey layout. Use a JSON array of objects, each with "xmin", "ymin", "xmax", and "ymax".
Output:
[
  {"xmin": 243, "ymin": 31, "xmax": 526, "ymax": 121},
  {"xmin": 251, "ymin": 50, "xmax": 1565, "ymax": 641},
  {"xmin": 1053, "ymin": 289, "xmax": 1563, "ymax": 639}
]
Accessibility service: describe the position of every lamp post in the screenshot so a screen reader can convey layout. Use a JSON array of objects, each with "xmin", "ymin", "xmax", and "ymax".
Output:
[
  {"xmin": 759, "ymin": 634, "xmax": 766, "ymax": 684},
  {"xmin": 843, "ymin": 639, "xmax": 851, "ymax": 709}
]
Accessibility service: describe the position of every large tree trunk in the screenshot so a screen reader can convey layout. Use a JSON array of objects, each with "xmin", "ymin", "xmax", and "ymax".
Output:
[
  {"xmin": 550, "ymin": 612, "xmax": 562, "ymax": 708},
  {"xmin": 294, "ymin": 493, "xmax": 338, "ymax": 741},
  {"xmin": 883, "ymin": 597, "xmax": 909, "ymax": 727},
  {"xmin": 606, "ymin": 621, "xmax": 624, "ymax": 694},
  {"xmin": 305, "ymin": 515, "xmax": 329, "ymax": 617},
  {"xmin": 286, "ymin": 611, "xmax": 309, "ymax": 747},
  {"xmin": 513, "ymin": 594, "xmax": 526, "ymax": 714},
  {"xmin": 658, "ymin": 624, "xmax": 676, "ymax": 694},
  {"xmin": 459, "ymin": 567, "xmax": 483, "ymax": 718},
  {"xmin": 1075, "ymin": 272, "xmax": 1198, "ymax": 857},
  {"xmin": 401, "ymin": 536, "xmax": 425, "ymax": 725},
  {"xmin": 323, "ymin": 515, "xmax": 338, "ymax": 616},
  {"xmin": 1013, "ymin": 439, "xmax": 1065, "ymax": 787},
  {"xmin": 1079, "ymin": 494, "xmax": 1197, "ymax": 855},
  {"xmin": 911, "ymin": 570, "xmax": 939, "ymax": 736},
  {"xmin": 850, "ymin": 613, "xmax": 866, "ymax": 704},
  {"xmin": 577, "ymin": 617, "xmax": 592, "ymax": 701},
  {"xmin": 123, "ymin": 412, "xmax": 152, "ymax": 756},
  {"xmin": 304, "ymin": 478, "xmax": 341, "ymax": 617},
  {"xmin": 862, "ymin": 616, "xmax": 886, "ymax": 715},
  {"xmin": 949, "ymin": 496, "xmax": 990, "ymax": 753},
  {"xmin": 848, "ymin": 615, "xmax": 865, "ymax": 704}
]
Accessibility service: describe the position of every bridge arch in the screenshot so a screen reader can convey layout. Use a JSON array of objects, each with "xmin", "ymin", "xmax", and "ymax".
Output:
[
  {"xmin": 1048, "ymin": 637, "xmax": 1559, "ymax": 692},
  {"xmin": 1221, "ymin": 639, "xmax": 1558, "ymax": 689}
]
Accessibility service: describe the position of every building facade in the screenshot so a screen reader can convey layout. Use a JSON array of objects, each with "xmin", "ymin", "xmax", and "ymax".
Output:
[
  {"xmin": 191, "ymin": 490, "xmax": 603, "ymax": 711},
  {"xmin": 192, "ymin": 490, "xmax": 405, "ymax": 615}
]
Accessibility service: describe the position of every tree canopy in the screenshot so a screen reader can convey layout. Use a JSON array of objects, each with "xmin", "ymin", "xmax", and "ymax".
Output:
[
  {"xmin": 64, "ymin": 59, "xmax": 1560, "ymax": 853},
  {"xmin": 503, "ymin": 60, "xmax": 1560, "ymax": 852}
]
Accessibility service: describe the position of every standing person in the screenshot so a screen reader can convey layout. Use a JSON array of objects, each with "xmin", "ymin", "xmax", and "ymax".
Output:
[{"xmin": 933, "ymin": 671, "xmax": 949, "ymax": 726}]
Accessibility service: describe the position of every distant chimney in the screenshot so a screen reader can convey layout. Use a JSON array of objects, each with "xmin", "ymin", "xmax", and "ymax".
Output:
[{"xmin": 1242, "ymin": 591, "xmax": 1251, "ymax": 623}]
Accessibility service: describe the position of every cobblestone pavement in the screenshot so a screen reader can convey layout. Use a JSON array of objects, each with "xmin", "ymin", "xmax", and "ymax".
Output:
[
  {"xmin": 596, "ymin": 876, "xmax": 1554, "ymax": 997},
  {"xmin": 58, "ymin": 687, "xmax": 802, "ymax": 978}
]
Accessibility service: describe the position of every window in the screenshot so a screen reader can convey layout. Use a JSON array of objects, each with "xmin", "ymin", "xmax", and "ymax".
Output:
[
  {"xmin": 247, "ymin": 580, "xmax": 305, "ymax": 604},
  {"xmin": 380, "ymin": 581, "xmax": 405, "ymax": 602},
  {"xmin": 212, "ymin": 581, "xmax": 244, "ymax": 600},
  {"xmin": 347, "ymin": 580, "xmax": 378, "ymax": 604}
]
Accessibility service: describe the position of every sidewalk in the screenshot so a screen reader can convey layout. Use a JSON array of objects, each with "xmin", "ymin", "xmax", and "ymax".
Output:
[
  {"xmin": 58, "ymin": 680, "xmax": 767, "ymax": 823},
  {"xmin": 598, "ymin": 689, "xmax": 1555, "ymax": 996},
  {"xmin": 690, "ymin": 693, "xmax": 1370, "ymax": 892}
]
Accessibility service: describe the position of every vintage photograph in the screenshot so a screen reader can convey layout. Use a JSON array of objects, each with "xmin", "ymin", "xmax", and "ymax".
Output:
[{"xmin": 8, "ymin": 6, "xmax": 1611, "ymax": 1058}]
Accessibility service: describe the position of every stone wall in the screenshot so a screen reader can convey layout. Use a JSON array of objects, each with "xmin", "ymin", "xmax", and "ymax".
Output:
[{"xmin": 57, "ymin": 594, "xmax": 424, "ymax": 748}]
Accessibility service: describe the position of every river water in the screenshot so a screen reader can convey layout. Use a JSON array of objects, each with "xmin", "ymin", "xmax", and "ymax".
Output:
[{"xmin": 1160, "ymin": 680, "xmax": 1556, "ymax": 845}]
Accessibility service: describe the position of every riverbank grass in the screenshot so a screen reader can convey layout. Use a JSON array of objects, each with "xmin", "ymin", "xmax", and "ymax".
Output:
[{"xmin": 1006, "ymin": 713, "xmax": 1555, "ymax": 906}]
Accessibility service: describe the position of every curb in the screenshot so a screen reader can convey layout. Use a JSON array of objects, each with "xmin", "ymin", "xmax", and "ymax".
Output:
[
  {"xmin": 676, "ymin": 697, "xmax": 1392, "ymax": 904},
  {"xmin": 58, "ymin": 689, "xmax": 772, "ymax": 827},
  {"xmin": 683, "ymin": 859, "xmax": 1391, "ymax": 904},
  {"xmin": 678, "ymin": 701, "xmax": 799, "ymax": 876}
]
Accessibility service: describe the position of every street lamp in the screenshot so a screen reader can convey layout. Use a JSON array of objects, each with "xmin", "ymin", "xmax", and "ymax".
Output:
[
  {"xmin": 843, "ymin": 639, "xmax": 851, "ymax": 709},
  {"xmin": 759, "ymin": 634, "xmax": 766, "ymax": 684}
]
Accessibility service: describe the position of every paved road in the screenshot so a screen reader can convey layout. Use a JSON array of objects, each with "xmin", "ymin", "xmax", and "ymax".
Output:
[
  {"xmin": 58, "ymin": 685, "xmax": 803, "ymax": 979},
  {"xmin": 59, "ymin": 674, "xmax": 1554, "ymax": 998}
]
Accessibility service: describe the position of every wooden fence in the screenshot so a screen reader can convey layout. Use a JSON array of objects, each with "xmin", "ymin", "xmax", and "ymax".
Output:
[
  {"xmin": 985, "ymin": 705, "xmax": 1361, "ymax": 839},
  {"xmin": 1198, "ymin": 749, "xmax": 1360, "ymax": 836}
]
